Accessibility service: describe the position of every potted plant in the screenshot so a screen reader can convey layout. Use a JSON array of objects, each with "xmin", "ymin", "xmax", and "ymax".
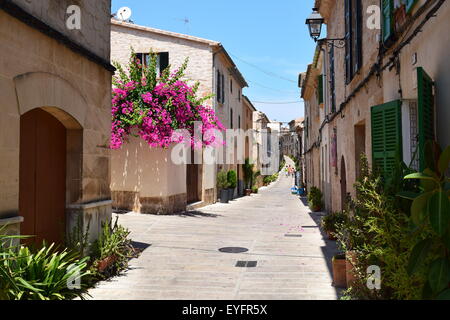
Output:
[
  {"xmin": 334, "ymin": 212, "xmax": 361, "ymax": 290},
  {"xmin": 346, "ymin": 250, "xmax": 358, "ymax": 289},
  {"xmin": 321, "ymin": 211, "xmax": 347, "ymax": 241},
  {"xmin": 307, "ymin": 186, "xmax": 323, "ymax": 212},
  {"xmin": 227, "ymin": 170, "xmax": 237, "ymax": 200},
  {"xmin": 252, "ymin": 186, "xmax": 259, "ymax": 194},
  {"xmin": 243, "ymin": 158, "xmax": 254, "ymax": 196},
  {"xmin": 217, "ymin": 170, "xmax": 229, "ymax": 203},
  {"xmin": 332, "ymin": 253, "xmax": 347, "ymax": 288}
]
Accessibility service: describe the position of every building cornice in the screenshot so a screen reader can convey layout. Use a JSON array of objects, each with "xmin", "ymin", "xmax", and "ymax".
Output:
[
  {"xmin": 0, "ymin": 0, "xmax": 115, "ymax": 73},
  {"xmin": 112, "ymin": 19, "xmax": 248, "ymax": 88}
]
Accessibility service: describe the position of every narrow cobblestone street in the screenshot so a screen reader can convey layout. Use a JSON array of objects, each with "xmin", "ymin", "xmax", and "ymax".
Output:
[{"xmin": 88, "ymin": 159, "xmax": 339, "ymax": 300}]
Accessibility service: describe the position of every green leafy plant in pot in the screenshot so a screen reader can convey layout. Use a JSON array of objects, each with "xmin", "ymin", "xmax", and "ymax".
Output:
[
  {"xmin": 217, "ymin": 170, "xmax": 229, "ymax": 203},
  {"xmin": 307, "ymin": 186, "xmax": 323, "ymax": 212},
  {"xmin": 321, "ymin": 211, "xmax": 347, "ymax": 240},
  {"xmin": 400, "ymin": 142, "xmax": 450, "ymax": 299},
  {"xmin": 227, "ymin": 170, "xmax": 237, "ymax": 200},
  {"xmin": 243, "ymin": 158, "xmax": 254, "ymax": 196}
]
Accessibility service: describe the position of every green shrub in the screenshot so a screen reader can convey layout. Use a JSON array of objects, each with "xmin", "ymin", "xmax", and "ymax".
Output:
[
  {"xmin": 252, "ymin": 187, "xmax": 259, "ymax": 194},
  {"xmin": 243, "ymin": 158, "xmax": 254, "ymax": 189},
  {"xmin": 0, "ymin": 235, "xmax": 89, "ymax": 300},
  {"xmin": 263, "ymin": 173, "xmax": 279, "ymax": 186},
  {"xmin": 400, "ymin": 142, "xmax": 450, "ymax": 299},
  {"xmin": 227, "ymin": 170, "xmax": 237, "ymax": 189},
  {"xmin": 90, "ymin": 217, "xmax": 134, "ymax": 279},
  {"xmin": 307, "ymin": 186, "xmax": 323, "ymax": 211},
  {"xmin": 335, "ymin": 154, "xmax": 433, "ymax": 300},
  {"xmin": 217, "ymin": 170, "xmax": 229, "ymax": 190},
  {"xmin": 321, "ymin": 211, "xmax": 347, "ymax": 235}
]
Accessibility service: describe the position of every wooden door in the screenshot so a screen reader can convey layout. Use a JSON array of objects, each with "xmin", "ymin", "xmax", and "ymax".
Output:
[
  {"xmin": 20, "ymin": 109, "xmax": 67, "ymax": 245},
  {"xmin": 186, "ymin": 149, "xmax": 200, "ymax": 204}
]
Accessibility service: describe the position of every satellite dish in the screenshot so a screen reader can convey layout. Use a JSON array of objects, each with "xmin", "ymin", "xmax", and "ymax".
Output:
[{"xmin": 117, "ymin": 7, "xmax": 132, "ymax": 21}]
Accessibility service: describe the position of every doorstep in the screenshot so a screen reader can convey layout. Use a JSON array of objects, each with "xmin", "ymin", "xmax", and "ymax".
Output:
[
  {"xmin": 0, "ymin": 216, "xmax": 24, "ymax": 226},
  {"xmin": 186, "ymin": 201, "xmax": 208, "ymax": 211}
]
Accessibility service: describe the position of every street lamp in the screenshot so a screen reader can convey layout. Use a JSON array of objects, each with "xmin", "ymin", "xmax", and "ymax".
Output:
[
  {"xmin": 305, "ymin": 8, "xmax": 324, "ymax": 41},
  {"xmin": 305, "ymin": 8, "xmax": 345, "ymax": 48}
]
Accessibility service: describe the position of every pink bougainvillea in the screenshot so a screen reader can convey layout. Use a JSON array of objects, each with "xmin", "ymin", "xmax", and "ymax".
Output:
[{"xmin": 111, "ymin": 52, "xmax": 224, "ymax": 150}]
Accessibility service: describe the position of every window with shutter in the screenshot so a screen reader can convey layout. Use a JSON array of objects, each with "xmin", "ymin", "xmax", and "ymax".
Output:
[
  {"xmin": 371, "ymin": 100, "xmax": 403, "ymax": 178},
  {"xmin": 217, "ymin": 70, "xmax": 221, "ymax": 103},
  {"xmin": 157, "ymin": 52, "xmax": 169, "ymax": 75},
  {"xmin": 354, "ymin": 0, "xmax": 362, "ymax": 72},
  {"xmin": 382, "ymin": 0, "xmax": 393, "ymax": 43},
  {"xmin": 345, "ymin": 0, "xmax": 362, "ymax": 83},
  {"xmin": 344, "ymin": 0, "xmax": 352, "ymax": 83},
  {"xmin": 417, "ymin": 67, "xmax": 435, "ymax": 171},
  {"xmin": 329, "ymin": 47, "xmax": 336, "ymax": 113},
  {"xmin": 221, "ymin": 74, "xmax": 225, "ymax": 104},
  {"xmin": 317, "ymin": 74, "xmax": 324, "ymax": 105}
]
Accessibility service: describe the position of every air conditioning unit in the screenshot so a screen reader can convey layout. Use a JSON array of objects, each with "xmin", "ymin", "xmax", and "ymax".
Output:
[{"xmin": 400, "ymin": 99, "xmax": 419, "ymax": 171}]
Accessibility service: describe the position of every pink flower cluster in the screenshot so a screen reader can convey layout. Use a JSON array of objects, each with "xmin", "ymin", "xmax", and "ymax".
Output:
[{"xmin": 111, "ymin": 75, "xmax": 224, "ymax": 150}]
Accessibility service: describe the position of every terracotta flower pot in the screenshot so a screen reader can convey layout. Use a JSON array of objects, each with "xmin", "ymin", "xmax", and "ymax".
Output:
[
  {"xmin": 332, "ymin": 256, "xmax": 347, "ymax": 288},
  {"xmin": 346, "ymin": 250, "xmax": 358, "ymax": 288},
  {"xmin": 327, "ymin": 231, "xmax": 337, "ymax": 241},
  {"xmin": 97, "ymin": 255, "xmax": 117, "ymax": 273},
  {"xmin": 245, "ymin": 189, "xmax": 252, "ymax": 196}
]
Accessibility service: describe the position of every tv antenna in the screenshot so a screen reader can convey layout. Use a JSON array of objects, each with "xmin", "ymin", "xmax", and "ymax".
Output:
[
  {"xmin": 117, "ymin": 7, "xmax": 132, "ymax": 22},
  {"xmin": 175, "ymin": 17, "xmax": 191, "ymax": 33}
]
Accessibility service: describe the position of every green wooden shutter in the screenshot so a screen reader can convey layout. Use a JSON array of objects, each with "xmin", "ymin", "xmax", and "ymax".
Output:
[
  {"xmin": 382, "ymin": 0, "xmax": 393, "ymax": 43},
  {"xmin": 371, "ymin": 100, "xmax": 403, "ymax": 178},
  {"xmin": 417, "ymin": 67, "xmax": 435, "ymax": 171},
  {"xmin": 406, "ymin": 0, "xmax": 418, "ymax": 13},
  {"xmin": 344, "ymin": 0, "xmax": 352, "ymax": 83},
  {"xmin": 317, "ymin": 75, "xmax": 324, "ymax": 105}
]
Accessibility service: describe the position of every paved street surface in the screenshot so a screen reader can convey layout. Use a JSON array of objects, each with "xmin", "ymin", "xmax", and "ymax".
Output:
[{"xmin": 87, "ymin": 159, "xmax": 339, "ymax": 300}]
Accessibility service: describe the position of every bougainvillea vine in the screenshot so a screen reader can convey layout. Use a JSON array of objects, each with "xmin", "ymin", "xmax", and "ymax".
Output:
[{"xmin": 111, "ymin": 50, "xmax": 225, "ymax": 150}]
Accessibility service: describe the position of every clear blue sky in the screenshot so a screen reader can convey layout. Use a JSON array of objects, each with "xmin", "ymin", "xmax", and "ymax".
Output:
[{"xmin": 111, "ymin": 0, "xmax": 317, "ymax": 123}]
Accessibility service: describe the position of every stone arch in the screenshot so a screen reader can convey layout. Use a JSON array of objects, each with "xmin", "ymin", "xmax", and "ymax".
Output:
[{"xmin": 14, "ymin": 72, "xmax": 88, "ymax": 128}]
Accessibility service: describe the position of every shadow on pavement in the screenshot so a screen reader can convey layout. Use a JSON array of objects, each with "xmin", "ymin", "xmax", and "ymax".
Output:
[
  {"xmin": 131, "ymin": 241, "xmax": 152, "ymax": 251},
  {"xmin": 299, "ymin": 196, "xmax": 308, "ymax": 207},
  {"xmin": 176, "ymin": 210, "xmax": 222, "ymax": 218},
  {"xmin": 303, "ymin": 205, "xmax": 341, "ymax": 298}
]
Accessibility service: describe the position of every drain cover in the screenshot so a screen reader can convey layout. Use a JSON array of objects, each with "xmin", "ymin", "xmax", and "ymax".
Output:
[
  {"xmin": 236, "ymin": 261, "xmax": 257, "ymax": 268},
  {"xmin": 219, "ymin": 247, "xmax": 249, "ymax": 254},
  {"xmin": 284, "ymin": 234, "xmax": 303, "ymax": 238}
]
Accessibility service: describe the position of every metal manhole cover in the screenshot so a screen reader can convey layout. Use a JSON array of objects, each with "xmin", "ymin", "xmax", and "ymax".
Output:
[
  {"xmin": 219, "ymin": 247, "xmax": 249, "ymax": 254},
  {"xmin": 284, "ymin": 234, "xmax": 303, "ymax": 238},
  {"xmin": 236, "ymin": 261, "xmax": 257, "ymax": 268}
]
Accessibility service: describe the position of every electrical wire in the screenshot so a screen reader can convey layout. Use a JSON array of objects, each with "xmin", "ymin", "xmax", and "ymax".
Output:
[
  {"xmin": 252, "ymin": 100, "xmax": 302, "ymax": 105},
  {"xmin": 229, "ymin": 52, "xmax": 298, "ymax": 84},
  {"xmin": 247, "ymin": 80, "xmax": 299, "ymax": 94}
]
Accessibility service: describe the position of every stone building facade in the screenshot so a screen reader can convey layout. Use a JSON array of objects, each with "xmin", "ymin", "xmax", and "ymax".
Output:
[
  {"xmin": 303, "ymin": 0, "xmax": 450, "ymax": 213},
  {"xmin": 0, "ymin": 0, "xmax": 113, "ymax": 244},
  {"xmin": 110, "ymin": 20, "xmax": 247, "ymax": 213}
]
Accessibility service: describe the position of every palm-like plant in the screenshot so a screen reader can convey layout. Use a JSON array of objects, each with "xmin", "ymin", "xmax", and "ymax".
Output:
[{"xmin": 0, "ymin": 229, "xmax": 90, "ymax": 300}]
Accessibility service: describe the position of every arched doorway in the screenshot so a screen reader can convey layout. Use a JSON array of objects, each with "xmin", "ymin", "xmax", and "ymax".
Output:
[
  {"xmin": 20, "ymin": 109, "xmax": 67, "ymax": 245},
  {"xmin": 340, "ymin": 156, "xmax": 347, "ymax": 211}
]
